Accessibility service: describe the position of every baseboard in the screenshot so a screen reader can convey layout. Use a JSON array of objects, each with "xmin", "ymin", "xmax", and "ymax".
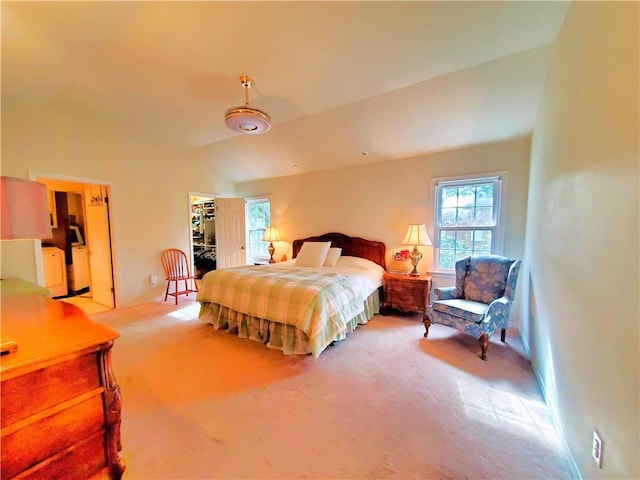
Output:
[{"xmin": 517, "ymin": 329, "xmax": 582, "ymax": 480}]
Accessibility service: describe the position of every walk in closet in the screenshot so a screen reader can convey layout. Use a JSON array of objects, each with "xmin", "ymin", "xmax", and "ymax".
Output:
[{"xmin": 191, "ymin": 196, "xmax": 217, "ymax": 278}]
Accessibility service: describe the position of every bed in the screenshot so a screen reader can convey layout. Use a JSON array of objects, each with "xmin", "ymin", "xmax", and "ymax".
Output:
[{"xmin": 197, "ymin": 232, "xmax": 386, "ymax": 357}]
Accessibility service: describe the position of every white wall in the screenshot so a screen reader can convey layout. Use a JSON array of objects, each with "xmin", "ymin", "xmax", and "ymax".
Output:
[
  {"xmin": 525, "ymin": 2, "xmax": 639, "ymax": 478},
  {"xmin": 1, "ymin": 101, "xmax": 236, "ymax": 307},
  {"xmin": 237, "ymin": 137, "xmax": 531, "ymax": 325}
]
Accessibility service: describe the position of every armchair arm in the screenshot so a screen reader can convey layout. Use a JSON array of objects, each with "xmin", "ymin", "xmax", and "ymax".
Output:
[
  {"xmin": 434, "ymin": 286, "xmax": 457, "ymax": 300},
  {"xmin": 481, "ymin": 296, "xmax": 511, "ymax": 327}
]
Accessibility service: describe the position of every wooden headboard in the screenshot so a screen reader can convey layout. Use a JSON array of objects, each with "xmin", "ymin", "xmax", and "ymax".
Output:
[{"xmin": 292, "ymin": 232, "xmax": 386, "ymax": 270}]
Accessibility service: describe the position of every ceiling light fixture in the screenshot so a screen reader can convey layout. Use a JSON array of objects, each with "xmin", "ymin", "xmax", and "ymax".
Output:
[{"xmin": 224, "ymin": 75, "xmax": 271, "ymax": 135}]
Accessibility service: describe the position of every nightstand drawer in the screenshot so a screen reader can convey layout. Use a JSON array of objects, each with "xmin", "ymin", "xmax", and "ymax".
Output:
[
  {"xmin": 385, "ymin": 292, "xmax": 427, "ymax": 311},
  {"xmin": 384, "ymin": 279, "xmax": 425, "ymax": 295}
]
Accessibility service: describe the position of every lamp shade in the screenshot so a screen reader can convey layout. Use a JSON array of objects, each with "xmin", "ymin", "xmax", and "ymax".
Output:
[
  {"xmin": 1, "ymin": 176, "xmax": 52, "ymax": 240},
  {"xmin": 401, "ymin": 224, "xmax": 432, "ymax": 246},
  {"xmin": 261, "ymin": 226, "xmax": 281, "ymax": 242}
]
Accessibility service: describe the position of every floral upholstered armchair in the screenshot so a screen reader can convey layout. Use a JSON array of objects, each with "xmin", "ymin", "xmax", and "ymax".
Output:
[{"xmin": 425, "ymin": 255, "xmax": 521, "ymax": 360}]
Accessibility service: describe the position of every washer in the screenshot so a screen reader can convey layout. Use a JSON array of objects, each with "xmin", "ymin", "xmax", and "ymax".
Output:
[{"xmin": 41, "ymin": 246, "xmax": 68, "ymax": 297}]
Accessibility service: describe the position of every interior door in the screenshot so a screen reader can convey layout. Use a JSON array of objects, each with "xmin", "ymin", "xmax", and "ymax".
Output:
[
  {"xmin": 215, "ymin": 198, "xmax": 246, "ymax": 268},
  {"xmin": 84, "ymin": 186, "xmax": 115, "ymax": 307}
]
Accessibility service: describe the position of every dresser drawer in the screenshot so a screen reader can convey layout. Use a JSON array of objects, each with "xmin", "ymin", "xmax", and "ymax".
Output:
[
  {"xmin": 1, "ymin": 351, "xmax": 101, "ymax": 428},
  {"xmin": 1, "ymin": 394, "xmax": 105, "ymax": 479},
  {"xmin": 20, "ymin": 431, "xmax": 107, "ymax": 480}
]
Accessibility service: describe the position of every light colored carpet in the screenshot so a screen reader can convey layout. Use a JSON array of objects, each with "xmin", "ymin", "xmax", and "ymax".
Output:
[{"xmin": 91, "ymin": 299, "xmax": 574, "ymax": 480}]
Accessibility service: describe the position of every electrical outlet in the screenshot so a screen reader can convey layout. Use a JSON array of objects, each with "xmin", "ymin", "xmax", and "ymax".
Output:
[
  {"xmin": 150, "ymin": 274, "xmax": 159, "ymax": 286},
  {"xmin": 592, "ymin": 430, "xmax": 603, "ymax": 468}
]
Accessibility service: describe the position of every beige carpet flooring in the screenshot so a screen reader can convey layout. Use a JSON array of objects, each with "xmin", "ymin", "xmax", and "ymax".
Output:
[{"xmin": 91, "ymin": 299, "xmax": 574, "ymax": 480}]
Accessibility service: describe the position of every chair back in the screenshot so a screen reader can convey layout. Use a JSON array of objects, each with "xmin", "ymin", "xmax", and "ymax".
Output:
[
  {"xmin": 503, "ymin": 260, "xmax": 521, "ymax": 302},
  {"xmin": 454, "ymin": 255, "xmax": 519, "ymax": 305},
  {"xmin": 161, "ymin": 249, "xmax": 192, "ymax": 280}
]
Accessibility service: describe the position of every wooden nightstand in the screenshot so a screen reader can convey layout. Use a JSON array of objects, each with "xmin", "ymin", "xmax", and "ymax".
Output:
[{"xmin": 382, "ymin": 273, "xmax": 432, "ymax": 328}]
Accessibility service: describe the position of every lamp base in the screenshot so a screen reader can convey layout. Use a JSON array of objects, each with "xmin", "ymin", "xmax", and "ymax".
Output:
[
  {"xmin": 408, "ymin": 246, "xmax": 422, "ymax": 276},
  {"xmin": 268, "ymin": 242, "xmax": 276, "ymax": 264}
]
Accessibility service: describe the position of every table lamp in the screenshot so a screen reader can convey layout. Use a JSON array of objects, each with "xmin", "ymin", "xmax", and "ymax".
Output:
[
  {"xmin": 261, "ymin": 226, "xmax": 281, "ymax": 264},
  {"xmin": 1, "ymin": 176, "xmax": 53, "ymax": 355},
  {"xmin": 401, "ymin": 224, "xmax": 432, "ymax": 276}
]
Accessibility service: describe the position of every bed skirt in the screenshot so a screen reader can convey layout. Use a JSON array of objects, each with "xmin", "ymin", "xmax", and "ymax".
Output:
[{"xmin": 198, "ymin": 290, "xmax": 381, "ymax": 358}]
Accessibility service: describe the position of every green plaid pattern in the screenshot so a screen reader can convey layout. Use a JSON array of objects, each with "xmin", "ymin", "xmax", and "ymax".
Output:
[{"xmin": 197, "ymin": 265, "xmax": 368, "ymax": 342}]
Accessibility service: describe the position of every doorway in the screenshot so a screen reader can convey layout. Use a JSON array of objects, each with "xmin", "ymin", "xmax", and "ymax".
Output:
[
  {"xmin": 188, "ymin": 193, "xmax": 247, "ymax": 277},
  {"xmin": 189, "ymin": 193, "xmax": 217, "ymax": 279},
  {"xmin": 34, "ymin": 174, "xmax": 116, "ymax": 312}
]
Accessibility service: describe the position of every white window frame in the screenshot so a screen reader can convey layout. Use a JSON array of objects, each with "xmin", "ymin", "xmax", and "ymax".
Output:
[
  {"xmin": 431, "ymin": 172, "xmax": 507, "ymax": 273},
  {"xmin": 245, "ymin": 196, "xmax": 271, "ymax": 263}
]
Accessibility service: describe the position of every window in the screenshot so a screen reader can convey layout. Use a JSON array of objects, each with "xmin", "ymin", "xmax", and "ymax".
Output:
[
  {"xmin": 433, "ymin": 175, "xmax": 503, "ymax": 270},
  {"xmin": 245, "ymin": 197, "xmax": 271, "ymax": 259}
]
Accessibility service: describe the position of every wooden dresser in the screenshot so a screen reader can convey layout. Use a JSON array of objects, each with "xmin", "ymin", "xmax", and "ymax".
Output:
[{"xmin": 1, "ymin": 293, "xmax": 124, "ymax": 480}]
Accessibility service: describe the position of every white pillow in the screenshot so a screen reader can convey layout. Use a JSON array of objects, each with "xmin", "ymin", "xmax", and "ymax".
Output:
[
  {"xmin": 323, "ymin": 247, "xmax": 342, "ymax": 266},
  {"xmin": 295, "ymin": 242, "xmax": 331, "ymax": 267}
]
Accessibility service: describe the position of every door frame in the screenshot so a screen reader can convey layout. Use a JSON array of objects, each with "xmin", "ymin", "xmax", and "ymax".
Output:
[{"xmin": 30, "ymin": 171, "xmax": 117, "ymax": 307}]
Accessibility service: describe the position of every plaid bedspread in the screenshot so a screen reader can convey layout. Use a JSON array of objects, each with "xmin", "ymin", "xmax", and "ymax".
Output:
[{"xmin": 196, "ymin": 265, "xmax": 369, "ymax": 343}]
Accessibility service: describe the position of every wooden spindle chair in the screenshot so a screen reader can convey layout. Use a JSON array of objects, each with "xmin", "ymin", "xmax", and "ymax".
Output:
[{"xmin": 160, "ymin": 248, "xmax": 198, "ymax": 305}]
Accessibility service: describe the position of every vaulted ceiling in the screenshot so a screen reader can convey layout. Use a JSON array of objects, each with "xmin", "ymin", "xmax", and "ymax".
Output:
[{"xmin": 1, "ymin": 1, "xmax": 569, "ymax": 183}]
